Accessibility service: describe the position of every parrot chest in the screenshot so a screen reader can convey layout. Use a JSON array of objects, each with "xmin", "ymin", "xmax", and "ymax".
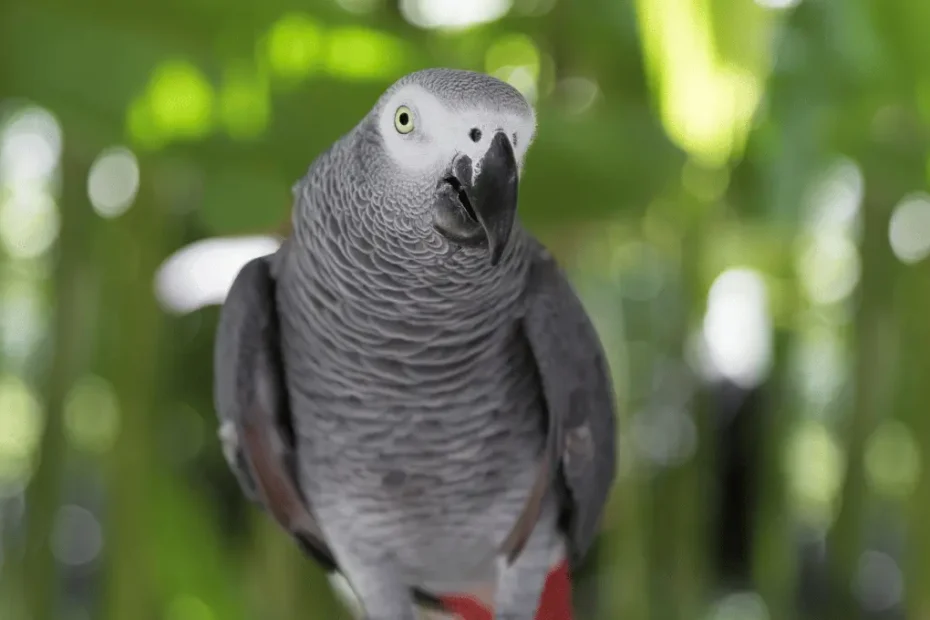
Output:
[
  {"xmin": 291, "ymin": 345, "xmax": 548, "ymax": 580},
  {"xmin": 288, "ymin": 331, "xmax": 545, "ymax": 501},
  {"xmin": 274, "ymin": 241, "xmax": 550, "ymax": 576},
  {"xmin": 287, "ymin": 325, "xmax": 546, "ymax": 569}
]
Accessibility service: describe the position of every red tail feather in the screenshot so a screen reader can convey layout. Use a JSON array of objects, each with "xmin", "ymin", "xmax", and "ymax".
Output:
[{"xmin": 438, "ymin": 561, "xmax": 573, "ymax": 620}]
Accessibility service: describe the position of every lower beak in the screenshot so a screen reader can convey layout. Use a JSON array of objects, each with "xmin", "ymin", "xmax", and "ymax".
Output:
[{"xmin": 432, "ymin": 132, "xmax": 519, "ymax": 266}]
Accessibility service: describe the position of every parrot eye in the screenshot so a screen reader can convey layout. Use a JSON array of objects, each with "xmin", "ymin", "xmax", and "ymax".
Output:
[{"xmin": 394, "ymin": 106, "xmax": 414, "ymax": 134}]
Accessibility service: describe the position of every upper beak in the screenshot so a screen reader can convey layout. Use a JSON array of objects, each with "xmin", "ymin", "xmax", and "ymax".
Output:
[{"xmin": 432, "ymin": 131, "xmax": 519, "ymax": 266}]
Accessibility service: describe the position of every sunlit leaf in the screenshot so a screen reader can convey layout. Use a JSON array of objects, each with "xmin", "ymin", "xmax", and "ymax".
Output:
[
  {"xmin": 147, "ymin": 60, "xmax": 215, "ymax": 140},
  {"xmin": 325, "ymin": 27, "xmax": 411, "ymax": 80},
  {"xmin": 219, "ymin": 62, "xmax": 272, "ymax": 140},
  {"xmin": 263, "ymin": 13, "xmax": 326, "ymax": 82},
  {"xmin": 633, "ymin": 0, "xmax": 777, "ymax": 167}
]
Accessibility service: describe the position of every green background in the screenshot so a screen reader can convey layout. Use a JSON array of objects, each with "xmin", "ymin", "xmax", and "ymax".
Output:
[{"xmin": 1, "ymin": 0, "xmax": 930, "ymax": 618}]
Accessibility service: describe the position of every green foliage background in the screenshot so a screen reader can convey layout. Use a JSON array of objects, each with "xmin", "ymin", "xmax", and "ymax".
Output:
[{"xmin": 1, "ymin": 0, "xmax": 929, "ymax": 618}]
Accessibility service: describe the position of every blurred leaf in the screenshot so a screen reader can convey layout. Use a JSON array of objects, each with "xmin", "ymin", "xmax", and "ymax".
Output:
[{"xmin": 634, "ymin": 0, "xmax": 777, "ymax": 167}]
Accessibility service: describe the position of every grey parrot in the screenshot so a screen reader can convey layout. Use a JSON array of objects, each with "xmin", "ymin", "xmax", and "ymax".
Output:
[{"xmin": 214, "ymin": 68, "xmax": 617, "ymax": 620}]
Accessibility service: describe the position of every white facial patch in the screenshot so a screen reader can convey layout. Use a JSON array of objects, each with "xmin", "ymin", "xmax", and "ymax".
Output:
[{"xmin": 377, "ymin": 84, "xmax": 536, "ymax": 178}]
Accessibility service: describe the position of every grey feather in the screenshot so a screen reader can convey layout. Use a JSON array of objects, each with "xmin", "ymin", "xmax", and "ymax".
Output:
[
  {"xmin": 213, "ymin": 254, "xmax": 336, "ymax": 567},
  {"xmin": 521, "ymin": 244, "xmax": 618, "ymax": 566}
]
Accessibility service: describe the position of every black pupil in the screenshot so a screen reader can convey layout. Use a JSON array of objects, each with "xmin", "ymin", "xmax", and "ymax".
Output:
[
  {"xmin": 399, "ymin": 112, "xmax": 409, "ymax": 126},
  {"xmin": 469, "ymin": 128, "xmax": 482, "ymax": 142}
]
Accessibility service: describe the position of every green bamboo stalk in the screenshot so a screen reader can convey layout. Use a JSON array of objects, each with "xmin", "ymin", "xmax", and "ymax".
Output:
[
  {"xmin": 647, "ymin": 187, "xmax": 717, "ymax": 620},
  {"xmin": 246, "ymin": 516, "xmax": 348, "ymax": 620},
  {"xmin": 902, "ymin": 255, "xmax": 930, "ymax": 618},
  {"xmin": 97, "ymin": 158, "xmax": 178, "ymax": 620},
  {"xmin": 247, "ymin": 519, "xmax": 300, "ymax": 620},
  {"xmin": 604, "ymin": 476, "xmax": 650, "ymax": 620},
  {"xmin": 676, "ymin": 187, "xmax": 719, "ymax": 620},
  {"xmin": 19, "ymin": 151, "xmax": 94, "ymax": 620},
  {"xmin": 605, "ymin": 338, "xmax": 650, "ymax": 620},
  {"xmin": 750, "ymin": 331, "xmax": 797, "ymax": 619},
  {"xmin": 824, "ymin": 151, "xmax": 899, "ymax": 620}
]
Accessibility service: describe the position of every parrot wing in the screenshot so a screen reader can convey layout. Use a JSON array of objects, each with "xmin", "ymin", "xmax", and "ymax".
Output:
[
  {"xmin": 520, "ymin": 243, "xmax": 618, "ymax": 566},
  {"xmin": 213, "ymin": 253, "xmax": 337, "ymax": 569},
  {"xmin": 213, "ymin": 252, "xmax": 447, "ymax": 611}
]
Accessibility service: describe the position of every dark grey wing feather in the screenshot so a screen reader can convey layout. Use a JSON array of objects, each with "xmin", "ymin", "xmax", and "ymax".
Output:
[
  {"xmin": 521, "ymin": 245, "xmax": 618, "ymax": 566},
  {"xmin": 213, "ymin": 253, "xmax": 336, "ymax": 570}
]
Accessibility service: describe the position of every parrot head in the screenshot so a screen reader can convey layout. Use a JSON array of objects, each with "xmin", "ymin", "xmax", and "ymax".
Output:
[{"xmin": 361, "ymin": 68, "xmax": 537, "ymax": 266}]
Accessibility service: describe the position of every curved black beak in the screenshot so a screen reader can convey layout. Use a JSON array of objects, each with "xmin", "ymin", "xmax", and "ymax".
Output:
[{"xmin": 432, "ymin": 132, "xmax": 519, "ymax": 266}]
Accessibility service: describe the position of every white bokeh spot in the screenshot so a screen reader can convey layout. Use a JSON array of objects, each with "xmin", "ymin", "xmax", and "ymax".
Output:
[
  {"xmin": 854, "ymin": 551, "xmax": 903, "ymax": 612},
  {"xmin": 0, "ymin": 186, "xmax": 60, "ymax": 259},
  {"xmin": 702, "ymin": 268, "xmax": 773, "ymax": 388},
  {"xmin": 51, "ymin": 505, "xmax": 104, "ymax": 566},
  {"xmin": 88, "ymin": 146, "xmax": 140, "ymax": 219},
  {"xmin": 708, "ymin": 591, "xmax": 770, "ymax": 620},
  {"xmin": 797, "ymin": 232, "xmax": 860, "ymax": 305},
  {"xmin": 888, "ymin": 192, "xmax": 930, "ymax": 264},
  {"xmin": 754, "ymin": 0, "xmax": 802, "ymax": 9},
  {"xmin": 0, "ymin": 106, "xmax": 62, "ymax": 187},
  {"xmin": 400, "ymin": 0, "xmax": 512, "ymax": 30},
  {"xmin": 154, "ymin": 236, "xmax": 282, "ymax": 314}
]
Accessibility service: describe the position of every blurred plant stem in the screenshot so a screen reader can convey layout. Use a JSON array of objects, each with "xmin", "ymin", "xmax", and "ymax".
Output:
[
  {"xmin": 20, "ymin": 152, "xmax": 94, "ymax": 620},
  {"xmin": 247, "ymin": 520, "xmax": 302, "ymax": 620},
  {"xmin": 750, "ymin": 330, "xmax": 796, "ymax": 618},
  {"xmin": 672, "ymin": 229, "xmax": 711, "ymax": 620},
  {"xmin": 881, "ymin": 108, "xmax": 930, "ymax": 618},
  {"xmin": 96, "ymin": 160, "xmax": 177, "ymax": 620},
  {"xmin": 595, "ymin": 284, "xmax": 648, "ymax": 620},
  {"xmin": 604, "ymin": 475, "xmax": 649, "ymax": 619},
  {"xmin": 648, "ymin": 185, "xmax": 716, "ymax": 620},
  {"xmin": 247, "ymin": 517, "xmax": 348, "ymax": 620},
  {"xmin": 825, "ymin": 142, "xmax": 901, "ymax": 620},
  {"xmin": 902, "ymin": 245, "xmax": 930, "ymax": 617}
]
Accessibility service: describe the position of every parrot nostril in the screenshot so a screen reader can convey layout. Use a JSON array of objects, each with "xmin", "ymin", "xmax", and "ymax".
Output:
[{"xmin": 469, "ymin": 128, "xmax": 482, "ymax": 143}]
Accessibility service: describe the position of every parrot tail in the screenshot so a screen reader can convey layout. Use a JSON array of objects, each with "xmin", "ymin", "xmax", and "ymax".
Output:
[{"xmin": 436, "ymin": 560, "xmax": 573, "ymax": 620}]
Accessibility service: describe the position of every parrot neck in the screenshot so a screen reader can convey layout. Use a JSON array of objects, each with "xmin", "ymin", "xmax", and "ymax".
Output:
[
  {"xmin": 292, "ymin": 215, "xmax": 531, "ymax": 307},
  {"xmin": 291, "ymin": 176, "xmax": 532, "ymax": 302}
]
